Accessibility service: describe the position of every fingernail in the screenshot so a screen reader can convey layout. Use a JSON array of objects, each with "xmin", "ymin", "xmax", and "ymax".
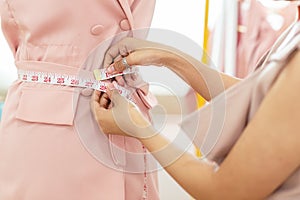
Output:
[
  {"xmin": 107, "ymin": 65, "xmax": 114, "ymax": 73},
  {"xmin": 117, "ymin": 78, "xmax": 125, "ymax": 86}
]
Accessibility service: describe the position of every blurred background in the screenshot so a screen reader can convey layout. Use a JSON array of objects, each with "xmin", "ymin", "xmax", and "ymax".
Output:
[{"xmin": 0, "ymin": 0, "xmax": 297, "ymax": 199}]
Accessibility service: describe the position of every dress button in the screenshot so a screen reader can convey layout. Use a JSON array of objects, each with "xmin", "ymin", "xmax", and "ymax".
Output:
[
  {"xmin": 81, "ymin": 88, "xmax": 93, "ymax": 97},
  {"xmin": 119, "ymin": 19, "xmax": 131, "ymax": 31},
  {"xmin": 90, "ymin": 24, "xmax": 104, "ymax": 35}
]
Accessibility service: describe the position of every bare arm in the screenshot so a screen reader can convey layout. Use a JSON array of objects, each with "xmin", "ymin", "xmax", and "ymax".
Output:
[
  {"xmin": 138, "ymin": 51, "xmax": 300, "ymax": 199},
  {"xmin": 95, "ymin": 51, "xmax": 300, "ymax": 199},
  {"xmin": 105, "ymin": 38, "xmax": 240, "ymax": 101}
]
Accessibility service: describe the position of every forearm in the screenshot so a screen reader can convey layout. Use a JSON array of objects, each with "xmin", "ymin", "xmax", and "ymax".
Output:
[
  {"xmin": 140, "ymin": 132, "xmax": 217, "ymax": 199},
  {"xmin": 158, "ymin": 48, "xmax": 240, "ymax": 101},
  {"xmin": 109, "ymin": 37, "xmax": 240, "ymax": 100},
  {"xmin": 134, "ymin": 46, "xmax": 240, "ymax": 101}
]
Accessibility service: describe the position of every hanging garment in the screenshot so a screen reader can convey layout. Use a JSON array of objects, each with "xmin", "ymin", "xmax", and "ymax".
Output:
[
  {"xmin": 236, "ymin": 0, "xmax": 297, "ymax": 78},
  {"xmin": 0, "ymin": 0, "xmax": 159, "ymax": 199},
  {"xmin": 181, "ymin": 21, "xmax": 300, "ymax": 199}
]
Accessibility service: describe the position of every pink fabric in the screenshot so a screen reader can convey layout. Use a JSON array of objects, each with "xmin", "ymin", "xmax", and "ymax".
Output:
[
  {"xmin": 181, "ymin": 21, "xmax": 300, "ymax": 199},
  {"xmin": 236, "ymin": 0, "xmax": 297, "ymax": 78},
  {"xmin": 0, "ymin": 0, "xmax": 159, "ymax": 199}
]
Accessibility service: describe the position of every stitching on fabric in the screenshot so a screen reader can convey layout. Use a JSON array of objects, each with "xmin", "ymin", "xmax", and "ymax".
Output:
[{"xmin": 4, "ymin": 0, "xmax": 21, "ymax": 34}]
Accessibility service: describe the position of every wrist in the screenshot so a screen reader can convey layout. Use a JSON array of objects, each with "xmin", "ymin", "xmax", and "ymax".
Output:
[
  {"xmin": 137, "ymin": 126, "xmax": 158, "ymax": 141},
  {"xmin": 144, "ymin": 47, "xmax": 184, "ymax": 70}
]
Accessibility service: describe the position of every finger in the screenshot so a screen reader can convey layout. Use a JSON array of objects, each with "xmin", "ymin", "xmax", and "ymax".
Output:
[
  {"xmin": 112, "ymin": 80, "xmax": 121, "ymax": 92},
  {"xmin": 111, "ymin": 59, "xmax": 126, "ymax": 73},
  {"xmin": 106, "ymin": 55, "xmax": 123, "ymax": 74},
  {"xmin": 105, "ymin": 82, "xmax": 115, "ymax": 98},
  {"xmin": 91, "ymin": 91, "xmax": 112, "ymax": 125},
  {"xmin": 106, "ymin": 64, "xmax": 114, "ymax": 74},
  {"xmin": 119, "ymin": 44, "xmax": 130, "ymax": 57},
  {"xmin": 108, "ymin": 102, "xmax": 113, "ymax": 109},
  {"xmin": 103, "ymin": 39, "xmax": 131, "ymax": 69},
  {"xmin": 110, "ymin": 53, "xmax": 134, "ymax": 73},
  {"xmin": 90, "ymin": 90, "xmax": 102, "ymax": 118},
  {"xmin": 110, "ymin": 89, "xmax": 126, "ymax": 107},
  {"xmin": 103, "ymin": 44, "xmax": 121, "ymax": 69},
  {"xmin": 114, "ymin": 54, "xmax": 122, "ymax": 62},
  {"xmin": 92, "ymin": 90, "xmax": 101, "ymax": 104},
  {"xmin": 99, "ymin": 92, "xmax": 111, "ymax": 109},
  {"xmin": 115, "ymin": 76, "xmax": 125, "ymax": 86}
]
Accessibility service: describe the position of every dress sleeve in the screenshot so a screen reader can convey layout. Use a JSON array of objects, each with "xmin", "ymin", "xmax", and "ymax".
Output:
[{"xmin": 0, "ymin": 0, "xmax": 19, "ymax": 56}]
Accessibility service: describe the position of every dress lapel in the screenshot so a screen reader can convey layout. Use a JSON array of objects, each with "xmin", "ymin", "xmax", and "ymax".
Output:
[{"xmin": 117, "ymin": 0, "xmax": 134, "ymax": 29}]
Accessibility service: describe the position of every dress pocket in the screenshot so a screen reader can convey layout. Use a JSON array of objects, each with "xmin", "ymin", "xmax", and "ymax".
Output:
[{"xmin": 16, "ymin": 86, "xmax": 79, "ymax": 125}]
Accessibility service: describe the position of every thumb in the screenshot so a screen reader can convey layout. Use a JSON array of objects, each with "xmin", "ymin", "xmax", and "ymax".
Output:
[
  {"xmin": 110, "ymin": 89, "xmax": 128, "ymax": 107},
  {"xmin": 114, "ymin": 50, "xmax": 156, "ymax": 69}
]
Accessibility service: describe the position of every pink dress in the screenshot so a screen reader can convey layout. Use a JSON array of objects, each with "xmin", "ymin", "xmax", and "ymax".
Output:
[{"xmin": 0, "ymin": 0, "xmax": 159, "ymax": 199}]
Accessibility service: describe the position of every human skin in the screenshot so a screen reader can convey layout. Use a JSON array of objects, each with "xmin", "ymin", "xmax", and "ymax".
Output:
[{"xmin": 91, "ymin": 2, "xmax": 300, "ymax": 198}]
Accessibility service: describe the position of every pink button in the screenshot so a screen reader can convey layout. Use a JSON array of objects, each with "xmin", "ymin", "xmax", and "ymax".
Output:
[
  {"xmin": 119, "ymin": 19, "xmax": 131, "ymax": 31},
  {"xmin": 81, "ymin": 88, "xmax": 93, "ymax": 97},
  {"xmin": 90, "ymin": 24, "xmax": 104, "ymax": 35}
]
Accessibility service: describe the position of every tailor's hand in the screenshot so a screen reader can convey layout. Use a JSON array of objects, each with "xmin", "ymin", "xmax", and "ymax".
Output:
[
  {"xmin": 90, "ymin": 89, "xmax": 156, "ymax": 138},
  {"xmin": 103, "ymin": 37, "xmax": 166, "ymax": 74}
]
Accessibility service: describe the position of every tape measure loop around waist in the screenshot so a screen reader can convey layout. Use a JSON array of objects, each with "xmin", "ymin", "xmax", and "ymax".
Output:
[{"xmin": 16, "ymin": 61, "xmax": 138, "ymax": 101}]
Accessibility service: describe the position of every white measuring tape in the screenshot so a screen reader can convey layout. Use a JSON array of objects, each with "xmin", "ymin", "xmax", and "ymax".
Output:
[
  {"xmin": 18, "ymin": 67, "xmax": 138, "ymax": 99},
  {"xmin": 18, "ymin": 66, "xmax": 150, "ymax": 199}
]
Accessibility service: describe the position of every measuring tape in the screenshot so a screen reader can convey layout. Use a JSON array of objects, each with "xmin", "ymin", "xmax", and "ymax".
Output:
[{"xmin": 18, "ymin": 67, "xmax": 138, "ymax": 99}]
